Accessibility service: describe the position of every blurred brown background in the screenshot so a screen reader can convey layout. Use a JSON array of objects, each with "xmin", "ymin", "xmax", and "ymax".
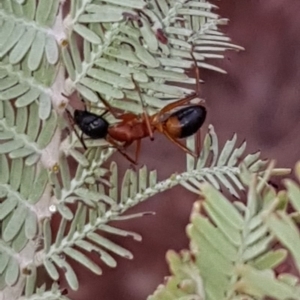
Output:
[{"xmin": 68, "ymin": 0, "xmax": 300, "ymax": 299}]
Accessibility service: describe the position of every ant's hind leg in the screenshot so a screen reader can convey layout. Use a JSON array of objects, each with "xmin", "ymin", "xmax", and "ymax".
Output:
[
  {"xmin": 154, "ymin": 46, "xmax": 203, "ymax": 121},
  {"xmin": 163, "ymin": 130, "xmax": 197, "ymax": 158},
  {"xmin": 131, "ymin": 76, "xmax": 154, "ymax": 140},
  {"xmin": 195, "ymin": 129, "xmax": 202, "ymax": 158},
  {"xmin": 190, "ymin": 46, "xmax": 202, "ymax": 98}
]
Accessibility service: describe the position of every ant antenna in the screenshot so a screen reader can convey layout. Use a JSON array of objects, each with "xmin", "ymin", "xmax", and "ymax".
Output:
[
  {"xmin": 97, "ymin": 94, "xmax": 119, "ymax": 119},
  {"xmin": 131, "ymin": 75, "xmax": 154, "ymax": 140}
]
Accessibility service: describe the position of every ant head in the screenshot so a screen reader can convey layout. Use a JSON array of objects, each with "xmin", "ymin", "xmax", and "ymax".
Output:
[{"xmin": 74, "ymin": 109, "xmax": 85, "ymax": 124}]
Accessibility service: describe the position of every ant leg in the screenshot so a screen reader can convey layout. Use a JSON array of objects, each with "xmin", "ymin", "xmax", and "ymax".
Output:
[
  {"xmin": 97, "ymin": 94, "xmax": 120, "ymax": 119},
  {"xmin": 190, "ymin": 45, "xmax": 201, "ymax": 97},
  {"xmin": 66, "ymin": 109, "xmax": 87, "ymax": 150},
  {"xmin": 131, "ymin": 75, "xmax": 154, "ymax": 140},
  {"xmin": 154, "ymin": 46, "xmax": 204, "ymax": 122},
  {"xmin": 100, "ymin": 110, "xmax": 109, "ymax": 117},
  {"xmin": 163, "ymin": 130, "xmax": 197, "ymax": 158},
  {"xmin": 83, "ymin": 94, "xmax": 119, "ymax": 119},
  {"xmin": 153, "ymin": 93, "xmax": 197, "ymax": 124},
  {"xmin": 79, "ymin": 132, "xmax": 87, "ymax": 150},
  {"xmin": 195, "ymin": 129, "xmax": 202, "ymax": 158},
  {"xmin": 106, "ymin": 136, "xmax": 137, "ymax": 165}
]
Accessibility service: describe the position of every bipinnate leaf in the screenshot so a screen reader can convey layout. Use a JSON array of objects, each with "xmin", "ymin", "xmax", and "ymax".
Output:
[{"xmin": 149, "ymin": 171, "xmax": 290, "ymax": 300}]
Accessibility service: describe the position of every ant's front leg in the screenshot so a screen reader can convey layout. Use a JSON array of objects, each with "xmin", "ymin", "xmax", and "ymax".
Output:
[{"xmin": 66, "ymin": 109, "xmax": 87, "ymax": 150}]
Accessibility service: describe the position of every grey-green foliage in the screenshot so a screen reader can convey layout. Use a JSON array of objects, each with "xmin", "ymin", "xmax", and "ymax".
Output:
[
  {"xmin": 0, "ymin": 154, "xmax": 48, "ymax": 289},
  {"xmin": 62, "ymin": 0, "xmax": 243, "ymax": 112},
  {"xmin": 0, "ymin": 101, "xmax": 57, "ymax": 164},
  {"xmin": 36, "ymin": 125, "xmax": 286, "ymax": 291},
  {"xmin": 149, "ymin": 166, "xmax": 300, "ymax": 300},
  {"xmin": 0, "ymin": 0, "xmax": 59, "ymax": 119},
  {"xmin": 0, "ymin": 0, "xmax": 290, "ymax": 299}
]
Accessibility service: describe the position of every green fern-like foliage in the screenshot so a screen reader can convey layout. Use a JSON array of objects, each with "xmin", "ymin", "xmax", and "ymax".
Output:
[
  {"xmin": 149, "ymin": 165, "xmax": 300, "ymax": 300},
  {"xmin": 62, "ymin": 0, "xmax": 243, "ymax": 112},
  {"xmin": 0, "ymin": 0, "xmax": 291, "ymax": 299}
]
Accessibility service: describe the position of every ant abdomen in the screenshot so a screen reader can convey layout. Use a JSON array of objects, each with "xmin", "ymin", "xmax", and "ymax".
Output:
[{"xmin": 165, "ymin": 105, "xmax": 207, "ymax": 139}]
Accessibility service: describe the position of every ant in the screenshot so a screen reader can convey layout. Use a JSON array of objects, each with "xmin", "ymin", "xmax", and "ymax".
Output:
[{"xmin": 67, "ymin": 49, "xmax": 206, "ymax": 164}]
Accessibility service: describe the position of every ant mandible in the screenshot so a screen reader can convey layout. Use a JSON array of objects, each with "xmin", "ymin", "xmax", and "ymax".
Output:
[{"xmin": 68, "ymin": 48, "xmax": 206, "ymax": 164}]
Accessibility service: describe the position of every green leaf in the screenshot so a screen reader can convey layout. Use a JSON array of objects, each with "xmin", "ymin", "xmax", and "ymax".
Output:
[
  {"xmin": 79, "ymin": 77, "xmax": 124, "ymax": 99},
  {"xmin": 44, "ymin": 259, "xmax": 59, "ymax": 280},
  {"xmin": 37, "ymin": 110, "xmax": 57, "ymax": 148},
  {"xmin": 27, "ymin": 102, "xmax": 40, "ymax": 141},
  {"xmin": 100, "ymin": 0, "xmax": 146, "ymax": 9},
  {"xmin": 45, "ymin": 35, "xmax": 59, "ymax": 64},
  {"xmin": 0, "ymin": 252, "xmax": 10, "ymax": 274},
  {"xmin": 0, "ymin": 83, "xmax": 30, "ymax": 100},
  {"xmin": 20, "ymin": 165, "xmax": 35, "ymax": 198},
  {"xmin": 15, "ymin": 87, "xmax": 41, "ymax": 107},
  {"xmin": 36, "ymin": 0, "xmax": 55, "ymax": 25},
  {"xmin": 25, "ymin": 153, "xmax": 40, "ymax": 166},
  {"xmin": 0, "ymin": 132, "xmax": 14, "ymax": 140},
  {"xmin": 9, "ymin": 147, "xmax": 35, "ymax": 159},
  {"xmin": 87, "ymin": 232, "xmax": 133, "ymax": 259},
  {"xmin": 0, "ymin": 195, "xmax": 18, "ymax": 220},
  {"xmin": 62, "ymin": 45, "xmax": 76, "ymax": 81},
  {"xmin": 0, "ymin": 76, "xmax": 18, "ymax": 91},
  {"xmin": 28, "ymin": 32, "xmax": 46, "ymax": 70},
  {"xmin": 28, "ymin": 168, "xmax": 48, "ymax": 204},
  {"xmin": 3, "ymin": 101, "xmax": 15, "ymax": 127},
  {"xmin": 99, "ymin": 225, "xmax": 142, "ymax": 241},
  {"xmin": 52, "ymin": 255, "xmax": 78, "ymax": 290},
  {"xmin": 285, "ymin": 179, "xmax": 300, "ymax": 212},
  {"xmin": 15, "ymin": 106, "xmax": 28, "ymax": 134},
  {"xmin": 5, "ymin": 258, "xmax": 19, "ymax": 286},
  {"xmin": 57, "ymin": 204, "xmax": 73, "ymax": 220},
  {"xmin": 237, "ymin": 265, "xmax": 300, "ymax": 299},
  {"xmin": 25, "ymin": 210, "xmax": 37, "ymax": 239},
  {"xmin": 9, "ymin": 28, "xmax": 37, "ymax": 64},
  {"xmin": 79, "ymin": 13, "xmax": 123, "ymax": 23},
  {"xmin": 202, "ymin": 184, "xmax": 243, "ymax": 229},
  {"xmin": 75, "ymin": 240, "xmax": 117, "ymax": 267},
  {"xmin": 266, "ymin": 212, "xmax": 300, "ymax": 272},
  {"xmin": 43, "ymin": 218, "xmax": 51, "ymax": 253},
  {"xmin": 10, "ymin": 157, "xmax": 23, "ymax": 190},
  {"xmin": 73, "ymin": 24, "xmax": 101, "ymax": 44},
  {"xmin": 0, "ymin": 139, "xmax": 24, "ymax": 154},
  {"xmin": 44, "ymin": 0, "xmax": 60, "ymax": 27},
  {"xmin": 22, "ymin": 0, "xmax": 36, "ymax": 20},
  {"xmin": 24, "ymin": 265, "xmax": 37, "ymax": 297},
  {"xmin": 0, "ymin": 20, "xmax": 15, "ymax": 47},
  {"xmin": 0, "ymin": 154, "xmax": 9, "ymax": 184},
  {"xmin": 63, "ymin": 247, "xmax": 102, "ymax": 275},
  {"xmin": 0, "ymin": 24, "xmax": 25, "ymax": 57},
  {"xmin": 252, "ymin": 249, "xmax": 287, "ymax": 270},
  {"xmin": 3, "ymin": 204, "xmax": 27, "ymax": 242},
  {"xmin": 38, "ymin": 93, "xmax": 52, "ymax": 120},
  {"xmin": 189, "ymin": 214, "xmax": 236, "ymax": 262},
  {"xmin": 12, "ymin": 226, "xmax": 28, "ymax": 252}
]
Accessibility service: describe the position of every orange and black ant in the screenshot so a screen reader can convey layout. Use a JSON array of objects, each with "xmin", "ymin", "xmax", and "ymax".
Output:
[{"xmin": 67, "ymin": 49, "xmax": 206, "ymax": 164}]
